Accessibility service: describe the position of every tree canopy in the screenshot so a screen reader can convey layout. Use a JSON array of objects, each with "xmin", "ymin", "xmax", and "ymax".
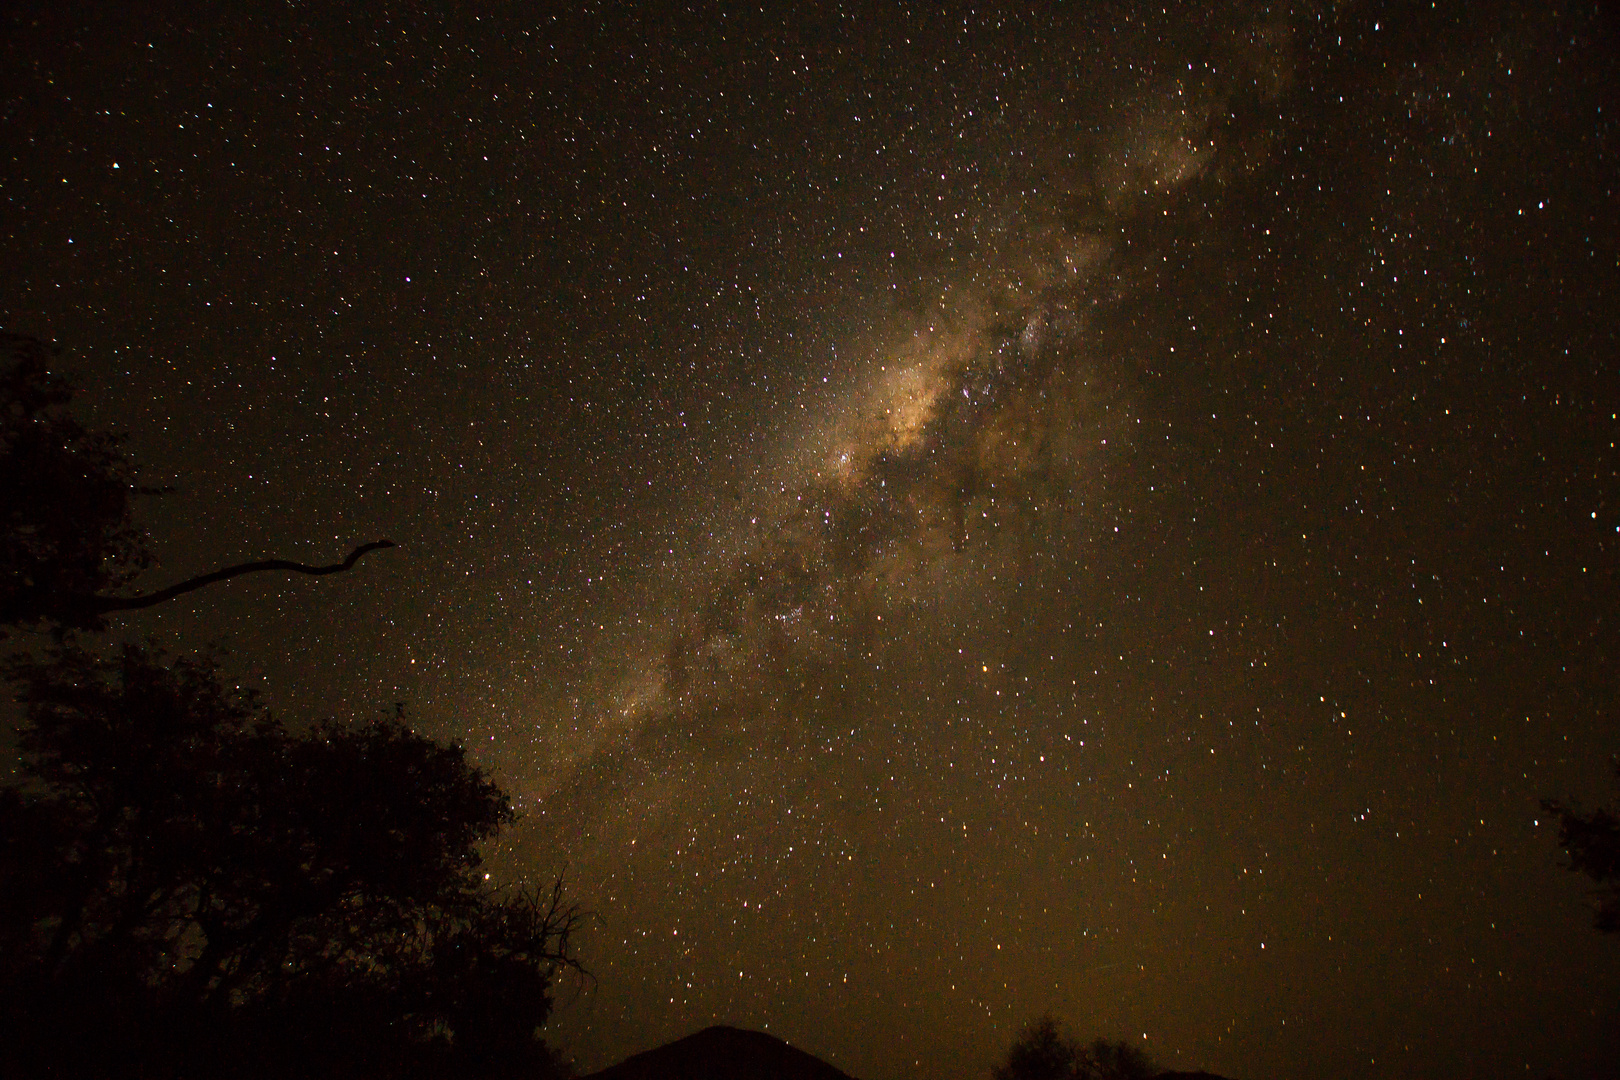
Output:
[
  {"xmin": 1, "ymin": 643, "xmax": 579, "ymax": 1078},
  {"xmin": 0, "ymin": 333, "xmax": 391, "ymax": 635},
  {"xmin": 0, "ymin": 338, "xmax": 577, "ymax": 1077},
  {"xmin": 1544, "ymin": 758, "xmax": 1620, "ymax": 934},
  {"xmin": 993, "ymin": 1016, "xmax": 1156, "ymax": 1080},
  {"xmin": 0, "ymin": 333, "xmax": 152, "ymax": 633}
]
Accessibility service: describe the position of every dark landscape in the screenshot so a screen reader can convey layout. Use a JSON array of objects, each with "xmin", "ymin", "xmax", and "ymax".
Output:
[{"xmin": 582, "ymin": 1024, "xmax": 1236, "ymax": 1080}]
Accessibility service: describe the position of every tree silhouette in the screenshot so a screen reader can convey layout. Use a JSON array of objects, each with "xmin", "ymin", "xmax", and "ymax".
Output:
[
  {"xmin": 1086, "ymin": 1038, "xmax": 1156, "ymax": 1080},
  {"xmin": 1544, "ymin": 757, "xmax": 1620, "ymax": 933},
  {"xmin": 0, "ymin": 333, "xmax": 152, "ymax": 632},
  {"xmin": 0, "ymin": 333, "xmax": 390, "ymax": 635},
  {"xmin": 0, "ymin": 644, "xmax": 580, "ymax": 1079},
  {"xmin": 1, "ymin": 336, "xmax": 579, "ymax": 1075},
  {"xmin": 994, "ymin": 1015, "xmax": 1156, "ymax": 1080},
  {"xmin": 994, "ymin": 1016, "xmax": 1081, "ymax": 1080}
]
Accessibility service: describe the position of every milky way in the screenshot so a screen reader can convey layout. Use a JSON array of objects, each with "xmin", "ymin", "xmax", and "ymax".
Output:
[{"xmin": 542, "ymin": 20, "xmax": 1293, "ymax": 808}]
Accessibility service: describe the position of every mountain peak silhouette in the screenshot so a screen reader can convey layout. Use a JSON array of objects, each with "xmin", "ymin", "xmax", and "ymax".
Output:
[{"xmin": 581, "ymin": 1025, "xmax": 860, "ymax": 1080}]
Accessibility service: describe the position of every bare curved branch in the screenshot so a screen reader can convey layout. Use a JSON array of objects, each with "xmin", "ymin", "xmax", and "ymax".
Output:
[{"xmin": 83, "ymin": 540, "xmax": 396, "ymax": 614}]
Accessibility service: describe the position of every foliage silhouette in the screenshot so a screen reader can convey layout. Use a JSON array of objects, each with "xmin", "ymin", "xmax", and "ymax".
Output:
[
  {"xmin": 1544, "ymin": 757, "xmax": 1620, "ymax": 933},
  {"xmin": 0, "ymin": 333, "xmax": 390, "ymax": 635},
  {"xmin": 0, "ymin": 643, "xmax": 581, "ymax": 1078},
  {"xmin": 0, "ymin": 333, "xmax": 153, "ymax": 633},
  {"xmin": 993, "ymin": 1015, "xmax": 1156, "ymax": 1080}
]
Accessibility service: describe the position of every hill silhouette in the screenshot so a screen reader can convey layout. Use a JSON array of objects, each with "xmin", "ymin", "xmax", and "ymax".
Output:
[
  {"xmin": 581, "ymin": 1025, "xmax": 859, "ymax": 1080},
  {"xmin": 580, "ymin": 1026, "xmax": 1238, "ymax": 1080}
]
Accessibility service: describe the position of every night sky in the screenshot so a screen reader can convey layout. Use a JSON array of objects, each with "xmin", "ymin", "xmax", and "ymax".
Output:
[{"xmin": 4, "ymin": 2, "xmax": 1617, "ymax": 1078}]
